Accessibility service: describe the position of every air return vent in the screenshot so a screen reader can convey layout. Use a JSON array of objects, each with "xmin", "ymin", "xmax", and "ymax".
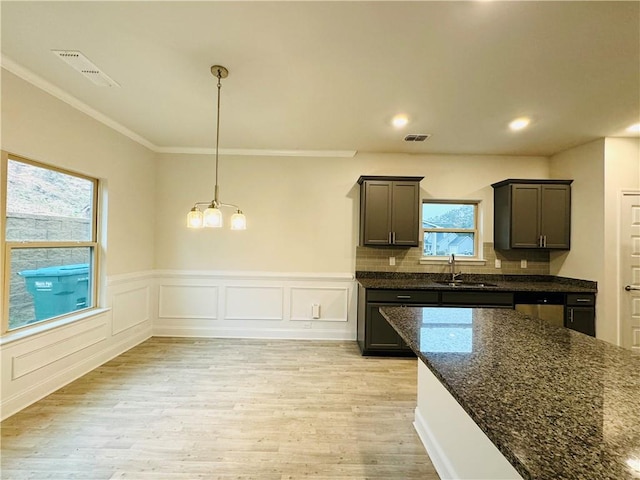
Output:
[
  {"xmin": 52, "ymin": 50, "xmax": 120, "ymax": 87},
  {"xmin": 404, "ymin": 134, "xmax": 431, "ymax": 142}
]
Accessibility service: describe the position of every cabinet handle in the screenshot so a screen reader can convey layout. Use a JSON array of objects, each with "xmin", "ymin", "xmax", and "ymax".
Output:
[
  {"xmin": 544, "ymin": 235, "xmax": 547, "ymax": 248},
  {"xmin": 392, "ymin": 232, "xmax": 396, "ymax": 244},
  {"xmin": 388, "ymin": 232, "xmax": 392, "ymax": 244},
  {"xmin": 569, "ymin": 308, "xmax": 574, "ymax": 323},
  {"xmin": 575, "ymin": 298, "xmax": 591, "ymax": 302},
  {"xmin": 396, "ymin": 295, "xmax": 411, "ymax": 299},
  {"xmin": 538, "ymin": 235, "xmax": 543, "ymax": 248}
]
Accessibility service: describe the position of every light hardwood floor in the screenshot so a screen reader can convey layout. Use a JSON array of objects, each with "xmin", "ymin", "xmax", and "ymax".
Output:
[{"xmin": 1, "ymin": 338, "xmax": 439, "ymax": 479}]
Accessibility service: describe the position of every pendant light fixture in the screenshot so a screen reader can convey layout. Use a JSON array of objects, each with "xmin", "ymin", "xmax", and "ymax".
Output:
[{"xmin": 187, "ymin": 65, "xmax": 246, "ymax": 230}]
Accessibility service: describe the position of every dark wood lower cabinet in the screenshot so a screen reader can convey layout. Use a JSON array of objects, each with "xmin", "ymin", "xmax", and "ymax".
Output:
[
  {"xmin": 566, "ymin": 306, "xmax": 596, "ymax": 336},
  {"xmin": 357, "ymin": 286, "xmax": 596, "ymax": 356},
  {"xmin": 365, "ymin": 304, "xmax": 415, "ymax": 355},
  {"xmin": 357, "ymin": 286, "xmax": 438, "ymax": 356},
  {"xmin": 565, "ymin": 293, "xmax": 596, "ymax": 337}
]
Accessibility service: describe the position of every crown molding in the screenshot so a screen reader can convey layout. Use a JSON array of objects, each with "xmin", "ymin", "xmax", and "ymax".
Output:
[
  {"xmin": 1, "ymin": 54, "xmax": 156, "ymax": 151},
  {"xmin": 155, "ymin": 147, "xmax": 357, "ymax": 158},
  {"xmin": 1, "ymin": 55, "xmax": 357, "ymax": 159}
]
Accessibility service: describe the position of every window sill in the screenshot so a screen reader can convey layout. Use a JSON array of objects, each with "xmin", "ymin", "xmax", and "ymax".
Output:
[
  {"xmin": 0, "ymin": 308, "xmax": 111, "ymax": 346},
  {"xmin": 419, "ymin": 258, "xmax": 487, "ymax": 266}
]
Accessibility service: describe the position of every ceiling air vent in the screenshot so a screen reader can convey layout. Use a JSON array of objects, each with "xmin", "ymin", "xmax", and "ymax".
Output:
[
  {"xmin": 52, "ymin": 50, "xmax": 120, "ymax": 87},
  {"xmin": 404, "ymin": 134, "xmax": 431, "ymax": 142}
]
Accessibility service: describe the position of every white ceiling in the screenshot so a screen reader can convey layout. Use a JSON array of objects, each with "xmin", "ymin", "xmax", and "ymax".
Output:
[{"xmin": 2, "ymin": 1, "xmax": 639, "ymax": 157}]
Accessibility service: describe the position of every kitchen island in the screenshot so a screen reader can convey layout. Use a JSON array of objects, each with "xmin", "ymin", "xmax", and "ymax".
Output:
[{"xmin": 380, "ymin": 306, "xmax": 640, "ymax": 480}]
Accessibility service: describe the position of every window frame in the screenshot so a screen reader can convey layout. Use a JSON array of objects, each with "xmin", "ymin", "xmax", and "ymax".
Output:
[
  {"xmin": 421, "ymin": 199, "xmax": 480, "ymax": 260},
  {"xmin": 1, "ymin": 151, "xmax": 100, "ymax": 334}
]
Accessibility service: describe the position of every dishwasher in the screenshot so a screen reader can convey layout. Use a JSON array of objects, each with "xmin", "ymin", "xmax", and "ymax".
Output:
[{"xmin": 514, "ymin": 292, "xmax": 565, "ymax": 328}]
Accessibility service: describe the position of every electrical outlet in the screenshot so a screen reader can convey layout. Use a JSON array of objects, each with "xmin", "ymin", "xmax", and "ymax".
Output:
[
  {"xmin": 389, "ymin": 256, "xmax": 396, "ymax": 266},
  {"xmin": 494, "ymin": 259, "xmax": 502, "ymax": 268},
  {"xmin": 521, "ymin": 259, "xmax": 528, "ymax": 268}
]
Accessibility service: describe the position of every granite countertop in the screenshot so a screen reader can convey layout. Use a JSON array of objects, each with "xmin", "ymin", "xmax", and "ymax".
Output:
[
  {"xmin": 356, "ymin": 271, "xmax": 597, "ymax": 293},
  {"xmin": 380, "ymin": 306, "xmax": 640, "ymax": 480}
]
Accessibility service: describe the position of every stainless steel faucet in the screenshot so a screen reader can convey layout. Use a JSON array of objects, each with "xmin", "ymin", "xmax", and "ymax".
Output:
[{"xmin": 449, "ymin": 253, "xmax": 462, "ymax": 282}]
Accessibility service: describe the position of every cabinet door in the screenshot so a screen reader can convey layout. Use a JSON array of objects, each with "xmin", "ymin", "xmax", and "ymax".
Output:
[
  {"xmin": 541, "ymin": 184, "xmax": 571, "ymax": 249},
  {"xmin": 510, "ymin": 184, "xmax": 541, "ymax": 248},
  {"xmin": 361, "ymin": 181, "xmax": 392, "ymax": 245},
  {"xmin": 391, "ymin": 182, "xmax": 420, "ymax": 246},
  {"xmin": 566, "ymin": 306, "xmax": 595, "ymax": 337},
  {"xmin": 366, "ymin": 304, "xmax": 404, "ymax": 349}
]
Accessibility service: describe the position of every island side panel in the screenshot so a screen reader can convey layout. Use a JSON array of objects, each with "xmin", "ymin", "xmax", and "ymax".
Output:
[{"xmin": 415, "ymin": 361, "xmax": 523, "ymax": 480}]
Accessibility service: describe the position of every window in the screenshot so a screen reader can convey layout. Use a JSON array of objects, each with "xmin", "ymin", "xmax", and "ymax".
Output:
[
  {"xmin": 422, "ymin": 200, "xmax": 479, "ymax": 258},
  {"xmin": 2, "ymin": 152, "xmax": 99, "ymax": 332}
]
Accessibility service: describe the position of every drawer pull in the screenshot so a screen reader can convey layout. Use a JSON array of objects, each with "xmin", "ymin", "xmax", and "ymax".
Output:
[
  {"xmin": 575, "ymin": 298, "xmax": 591, "ymax": 302},
  {"xmin": 396, "ymin": 295, "xmax": 411, "ymax": 299}
]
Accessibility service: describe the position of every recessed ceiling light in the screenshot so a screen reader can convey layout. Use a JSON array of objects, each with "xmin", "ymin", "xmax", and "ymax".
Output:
[
  {"xmin": 626, "ymin": 123, "xmax": 640, "ymax": 133},
  {"xmin": 509, "ymin": 117, "xmax": 531, "ymax": 131},
  {"xmin": 392, "ymin": 114, "xmax": 409, "ymax": 129}
]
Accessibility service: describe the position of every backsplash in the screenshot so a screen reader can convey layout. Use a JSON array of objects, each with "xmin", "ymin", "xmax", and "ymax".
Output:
[{"xmin": 355, "ymin": 243, "xmax": 550, "ymax": 275}]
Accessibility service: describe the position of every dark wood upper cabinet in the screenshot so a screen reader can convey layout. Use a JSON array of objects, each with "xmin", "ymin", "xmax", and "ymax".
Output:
[
  {"xmin": 358, "ymin": 176, "xmax": 423, "ymax": 247},
  {"xmin": 492, "ymin": 179, "xmax": 572, "ymax": 250}
]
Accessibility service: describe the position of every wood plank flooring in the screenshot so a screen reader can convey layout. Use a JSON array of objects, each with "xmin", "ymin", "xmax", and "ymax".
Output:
[{"xmin": 1, "ymin": 338, "xmax": 439, "ymax": 479}]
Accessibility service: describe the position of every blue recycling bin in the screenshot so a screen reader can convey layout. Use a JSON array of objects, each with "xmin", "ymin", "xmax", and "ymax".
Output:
[{"xmin": 18, "ymin": 264, "xmax": 90, "ymax": 321}]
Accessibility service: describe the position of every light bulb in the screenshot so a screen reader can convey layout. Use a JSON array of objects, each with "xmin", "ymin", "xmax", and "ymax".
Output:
[
  {"xmin": 230, "ymin": 210, "xmax": 247, "ymax": 230},
  {"xmin": 203, "ymin": 204, "xmax": 223, "ymax": 228},
  {"xmin": 187, "ymin": 207, "xmax": 203, "ymax": 228}
]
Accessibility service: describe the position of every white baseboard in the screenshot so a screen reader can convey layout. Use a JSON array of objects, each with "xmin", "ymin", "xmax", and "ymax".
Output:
[
  {"xmin": 153, "ymin": 324, "xmax": 354, "ymax": 341},
  {"xmin": 414, "ymin": 407, "xmax": 457, "ymax": 480}
]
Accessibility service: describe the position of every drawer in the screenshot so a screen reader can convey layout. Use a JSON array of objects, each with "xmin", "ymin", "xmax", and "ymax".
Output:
[
  {"xmin": 367, "ymin": 289, "xmax": 439, "ymax": 304},
  {"xmin": 441, "ymin": 291, "xmax": 514, "ymax": 306},
  {"xmin": 566, "ymin": 293, "xmax": 595, "ymax": 307}
]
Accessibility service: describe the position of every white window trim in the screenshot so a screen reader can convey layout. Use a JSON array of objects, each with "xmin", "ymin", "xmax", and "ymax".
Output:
[
  {"xmin": 420, "ymin": 257, "xmax": 487, "ymax": 266},
  {"xmin": 1, "ymin": 151, "xmax": 101, "ymax": 335},
  {"xmin": 421, "ymin": 199, "xmax": 484, "ymax": 262}
]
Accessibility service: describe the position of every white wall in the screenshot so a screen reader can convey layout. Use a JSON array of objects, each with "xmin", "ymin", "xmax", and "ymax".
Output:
[
  {"xmin": 604, "ymin": 137, "xmax": 640, "ymax": 344},
  {"xmin": 1, "ymin": 70, "xmax": 156, "ymax": 275},
  {"xmin": 549, "ymin": 139, "xmax": 605, "ymax": 281},
  {"xmin": 1, "ymin": 70, "xmax": 157, "ymax": 419},
  {"xmin": 550, "ymin": 137, "xmax": 640, "ymax": 345},
  {"xmin": 155, "ymin": 151, "xmax": 549, "ymax": 273}
]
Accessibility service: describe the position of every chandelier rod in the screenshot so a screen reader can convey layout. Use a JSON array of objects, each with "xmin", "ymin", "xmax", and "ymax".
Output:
[{"xmin": 211, "ymin": 65, "xmax": 228, "ymax": 205}]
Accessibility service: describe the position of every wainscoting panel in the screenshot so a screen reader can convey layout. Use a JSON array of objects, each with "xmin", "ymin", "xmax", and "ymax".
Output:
[
  {"xmin": 12, "ymin": 321, "xmax": 108, "ymax": 380},
  {"xmin": 1, "ymin": 271, "xmax": 155, "ymax": 420},
  {"xmin": 112, "ymin": 286, "xmax": 150, "ymax": 335},
  {"xmin": 290, "ymin": 287, "xmax": 349, "ymax": 322},
  {"xmin": 225, "ymin": 286, "xmax": 283, "ymax": 320},
  {"xmin": 159, "ymin": 285, "xmax": 218, "ymax": 319},
  {"xmin": 153, "ymin": 271, "xmax": 356, "ymax": 340}
]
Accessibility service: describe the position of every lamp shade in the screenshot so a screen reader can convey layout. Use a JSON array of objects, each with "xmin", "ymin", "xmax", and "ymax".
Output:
[
  {"xmin": 203, "ymin": 205, "xmax": 223, "ymax": 228},
  {"xmin": 230, "ymin": 210, "xmax": 247, "ymax": 230},
  {"xmin": 187, "ymin": 208, "xmax": 204, "ymax": 228}
]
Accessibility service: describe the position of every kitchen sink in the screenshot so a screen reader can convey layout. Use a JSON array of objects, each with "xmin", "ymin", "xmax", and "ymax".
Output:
[{"xmin": 435, "ymin": 281, "xmax": 498, "ymax": 288}]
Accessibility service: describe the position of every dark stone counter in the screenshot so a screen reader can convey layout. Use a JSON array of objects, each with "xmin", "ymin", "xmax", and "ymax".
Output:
[
  {"xmin": 380, "ymin": 306, "xmax": 640, "ymax": 480},
  {"xmin": 356, "ymin": 271, "xmax": 597, "ymax": 293}
]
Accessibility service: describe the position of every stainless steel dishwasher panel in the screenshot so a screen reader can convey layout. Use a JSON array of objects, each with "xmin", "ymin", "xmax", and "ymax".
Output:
[{"xmin": 515, "ymin": 303, "xmax": 565, "ymax": 328}]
